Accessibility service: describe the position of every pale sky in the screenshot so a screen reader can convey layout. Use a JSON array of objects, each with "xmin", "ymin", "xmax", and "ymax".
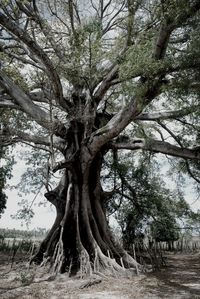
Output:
[
  {"xmin": 0, "ymin": 152, "xmax": 56, "ymax": 230},
  {"xmin": 0, "ymin": 150, "xmax": 199, "ymax": 231}
]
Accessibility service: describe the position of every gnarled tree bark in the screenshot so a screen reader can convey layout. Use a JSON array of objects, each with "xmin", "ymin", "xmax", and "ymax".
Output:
[{"xmin": 32, "ymin": 134, "xmax": 140, "ymax": 277}]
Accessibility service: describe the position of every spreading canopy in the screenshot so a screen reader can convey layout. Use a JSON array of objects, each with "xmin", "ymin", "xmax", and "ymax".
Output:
[{"xmin": 0, "ymin": 0, "xmax": 199, "ymax": 161}]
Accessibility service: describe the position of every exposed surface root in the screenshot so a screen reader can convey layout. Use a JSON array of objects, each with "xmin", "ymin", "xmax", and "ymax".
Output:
[
  {"xmin": 93, "ymin": 245, "xmax": 137, "ymax": 278},
  {"xmin": 39, "ymin": 239, "xmax": 142, "ymax": 278},
  {"xmin": 79, "ymin": 278, "xmax": 102, "ymax": 289},
  {"xmin": 122, "ymin": 252, "xmax": 143, "ymax": 274}
]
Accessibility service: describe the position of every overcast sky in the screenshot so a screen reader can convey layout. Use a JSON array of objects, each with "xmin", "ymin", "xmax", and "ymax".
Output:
[
  {"xmin": 0, "ymin": 150, "xmax": 199, "ymax": 231},
  {"xmin": 0, "ymin": 154, "xmax": 56, "ymax": 230}
]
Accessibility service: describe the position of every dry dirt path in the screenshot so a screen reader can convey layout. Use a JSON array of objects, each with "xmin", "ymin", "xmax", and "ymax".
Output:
[
  {"xmin": 146, "ymin": 252, "xmax": 200, "ymax": 298},
  {"xmin": 0, "ymin": 252, "xmax": 199, "ymax": 298}
]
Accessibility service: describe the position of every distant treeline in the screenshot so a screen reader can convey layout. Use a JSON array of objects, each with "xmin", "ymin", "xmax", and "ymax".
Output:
[{"xmin": 0, "ymin": 227, "xmax": 48, "ymax": 239}]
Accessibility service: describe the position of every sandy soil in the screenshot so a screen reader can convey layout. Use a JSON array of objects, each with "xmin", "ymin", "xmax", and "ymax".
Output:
[{"xmin": 0, "ymin": 252, "xmax": 200, "ymax": 299}]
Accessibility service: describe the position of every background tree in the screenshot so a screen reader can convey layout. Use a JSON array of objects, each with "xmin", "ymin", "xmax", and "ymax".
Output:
[
  {"xmin": 0, "ymin": 0, "xmax": 200, "ymax": 276},
  {"xmin": 151, "ymin": 215, "xmax": 179, "ymax": 248},
  {"xmin": 111, "ymin": 155, "xmax": 192, "ymax": 251},
  {"xmin": 0, "ymin": 146, "xmax": 7, "ymax": 217},
  {"xmin": 0, "ymin": 109, "xmax": 14, "ymax": 218}
]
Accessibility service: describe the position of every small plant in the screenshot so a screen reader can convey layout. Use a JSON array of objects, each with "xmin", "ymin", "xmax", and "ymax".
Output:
[
  {"xmin": 20, "ymin": 240, "xmax": 33, "ymax": 252},
  {"xmin": 19, "ymin": 271, "xmax": 34, "ymax": 286},
  {"xmin": 0, "ymin": 239, "xmax": 8, "ymax": 251}
]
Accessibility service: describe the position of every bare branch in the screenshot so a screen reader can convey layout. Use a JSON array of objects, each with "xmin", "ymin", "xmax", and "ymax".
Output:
[
  {"xmin": 102, "ymin": 1, "xmax": 126, "ymax": 35},
  {"xmin": 0, "ymin": 43, "xmax": 45, "ymax": 70},
  {"xmin": 46, "ymin": 0, "xmax": 71, "ymax": 31},
  {"xmin": 68, "ymin": 0, "xmax": 76, "ymax": 35},
  {"xmin": 93, "ymin": 64, "xmax": 118, "ymax": 102},
  {"xmin": 0, "ymin": 11, "xmax": 70, "ymax": 111},
  {"xmin": 52, "ymin": 151, "xmax": 78, "ymax": 172},
  {"xmin": 0, "ymin": 96, "xmax": 22, "ymax": 110},
  {"xmin": 16, "ymin": 0, "xmax": 65, "ymax": 60},
  {"xmin": 157, "ymin": 121, "xmax": 200, "ymax": 184},
  {"xmin": 0, "ymin": 127, "xmax": 65, "ymax": 151},
  {"xmin": 185, "ymin": 161, "xmax": 200, "ymax": 184},
  {"xmin": 136, "ymin": 105, "xmax": 200, "ymax": 121}
]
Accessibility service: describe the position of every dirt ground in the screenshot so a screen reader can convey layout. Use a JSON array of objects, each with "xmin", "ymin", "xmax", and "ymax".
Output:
[{"xmin": 0, "ymin": 252, "xmax": 200, "ymax": 299}]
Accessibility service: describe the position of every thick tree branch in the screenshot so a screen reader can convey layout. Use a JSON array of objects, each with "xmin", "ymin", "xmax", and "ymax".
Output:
[
  {"xmin": 157, "ymin": 121, "xmax": 200, "ymax": 184},
  {"xmin": 136, "ymin": 105, "xmax": 200, "ymax": 121},
  {"xmin": 93, "ymin": 64, "xmax": 119, "ymax": 103},
  {"xmin": 89, "ymin": 77, "xmax": 165, "ymax": 157},
  {"xmin": 153, "ymin": 1, "xmax": 200, "ymax": 60},
  {"xmin": 110, "ymin": 138, "xmax": 200, "ymax": 160},
  {"xmin": 0, "ymin": 90, "xmax": 55, "ymax": 108},
  {"xmin": 0, "ymin": 127, "xmax": 65, "ymax": 151},
  {"xmin": 0, "ymin": 69, "xmax": 68, "ymax": 138},
  {"xmin": 0, "ymin": 70, "xmax": 50, "ymax": 126},
  {"xmin": 52, "ymin": 159, "xmax": 73, "ymax": 173},
  {"xmin": 153, "ymin": 21, "xmax": 174, "ymax": 60},
  {"xmin": 0, "ymin": 11, "xmax": 70, "ymax": 111},
  {"xmin": 89, "ymin": 97, "xmax": 141, "ymax": 156},
  {"xmin": 0, "ymin": 97, "xmax": 22, "ymax": 110}
]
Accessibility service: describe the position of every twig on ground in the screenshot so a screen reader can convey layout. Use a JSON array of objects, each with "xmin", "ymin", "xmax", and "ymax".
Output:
[{"xmin": 79, "ymin": 278, "xmax": 102, "ymax": 289}]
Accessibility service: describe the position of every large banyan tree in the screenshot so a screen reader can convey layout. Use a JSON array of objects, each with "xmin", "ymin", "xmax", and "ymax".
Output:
[{"xmin": 0, "ymin": 0, "xmax": 200, "ymax": 276}]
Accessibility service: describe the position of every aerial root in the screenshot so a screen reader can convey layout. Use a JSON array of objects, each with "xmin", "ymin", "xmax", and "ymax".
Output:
[
  {"xmin": 51, "ymin": 183, "xmax": 72, "ymax": 275},
  {"xmin": 52, "ymin": 227, "xmax": 64, "ymax": 275},
  {"xmin": 78, "ymin": 247, "xmax": 93, "ymax": 278}
]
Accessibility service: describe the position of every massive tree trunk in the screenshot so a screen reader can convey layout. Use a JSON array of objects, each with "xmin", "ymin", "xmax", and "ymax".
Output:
[{"xmin": 32, "ymin": 122, "xmax": 139, "ymax": 277}]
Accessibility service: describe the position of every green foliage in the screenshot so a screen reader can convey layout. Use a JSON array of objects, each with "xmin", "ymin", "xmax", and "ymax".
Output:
[
  {"xmin": 151, "ymin": 216, "xmax": 179, "ymax": 242},
  {"xmin": 11, "ymin": 203, "xmax": 34, "ymax": 227},
  {"xmin": 0, "ymin": 193, "xmax": 6, "ymax": 217},
  {"xmin": 0, "ymin": 228, "xmax": 46, "ymax": 253},
  {"xmin": 119, "ymin": 35, "xmax": 166, "ymax": 81},
  {"xmin": 0, "ymin": 227, "xmax": 47, "ymax": 239},
  {"xmin": 0, "ymin": 144, "xmax": 14, "ymax": 217},
  {"xmin": 4, "ymin": 65, "xmax": 29, "ymax": 91},
  {"xmin": 0, "ymin": 237, "xmax": 33, "ymax": 253},
  {"xmin": 17, "ymin": 147, "xmax": 50, "ymax": 195},
  {"xmin": 111, "ymin": 155, "xmax": 192, "ymax": 248}
]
